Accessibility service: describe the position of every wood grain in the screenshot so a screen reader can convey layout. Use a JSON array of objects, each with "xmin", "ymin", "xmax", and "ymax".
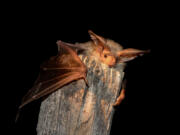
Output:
[{"xmin": 37, "ymin": 53, "xmax": 125, "ymax": 135}]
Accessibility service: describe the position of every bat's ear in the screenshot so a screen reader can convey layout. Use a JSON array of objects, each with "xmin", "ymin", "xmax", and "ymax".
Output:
[
  {"xmin": 117, "ymin": 48, "xmax": 150, "ymax": 63},
  {"xmin": 88, "ymin": 30, "xmax": 107, "ymax": 46}
]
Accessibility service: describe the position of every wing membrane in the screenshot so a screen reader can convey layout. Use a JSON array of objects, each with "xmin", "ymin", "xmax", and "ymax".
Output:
[{"xmin": 19, "ymin": 42, "xmax": 86, "ymax": 108}]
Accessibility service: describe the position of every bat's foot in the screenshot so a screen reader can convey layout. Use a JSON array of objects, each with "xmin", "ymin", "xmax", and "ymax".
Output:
[{"xmin": 113, "ymin": 88, "xmax": 125, "ymax": 107}]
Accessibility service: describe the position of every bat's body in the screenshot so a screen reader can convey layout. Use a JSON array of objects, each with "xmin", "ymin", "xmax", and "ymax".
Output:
[{"xmin": 16, "ymin": 30, "xmax": 149, "ymax": 121}]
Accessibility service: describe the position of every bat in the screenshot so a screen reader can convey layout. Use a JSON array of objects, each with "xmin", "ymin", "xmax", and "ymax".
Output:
[{"xmin": 16, "ymin": 30, "xmax": 149, "ymax": 121}]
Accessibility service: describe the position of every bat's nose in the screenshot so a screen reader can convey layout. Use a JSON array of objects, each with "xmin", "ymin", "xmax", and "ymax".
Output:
[
  {"xmin": 109, "ymin": 57, "xmax": 116, "ymax": 67},
  {"xmin": 105, "ymin": 56, "xmax": 116, "ymax": 67}
]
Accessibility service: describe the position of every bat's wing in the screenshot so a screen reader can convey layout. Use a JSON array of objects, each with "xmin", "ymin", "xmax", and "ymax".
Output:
[{"xmin": 19, "ymin": 43, "xmax": 87, "ymax": 109}]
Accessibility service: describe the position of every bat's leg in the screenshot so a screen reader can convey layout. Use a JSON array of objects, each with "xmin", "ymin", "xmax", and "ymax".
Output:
[
  {"xmin": 113, "ymin": 88, "xmax": 125, "ymax": 106},
  {"xmin": 113, "ymin": 80, "xmax": 126, "ymax": 106}
]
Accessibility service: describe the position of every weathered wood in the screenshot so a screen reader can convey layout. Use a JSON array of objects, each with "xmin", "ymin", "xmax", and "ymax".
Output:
[{"xmin": 37, "ymin": 44, "xmax": 125, "ymax": 135}]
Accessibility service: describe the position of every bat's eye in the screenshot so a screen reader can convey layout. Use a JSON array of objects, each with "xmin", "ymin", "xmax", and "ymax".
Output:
[
  {"xmin": 104, "ymin": 53, "xmax": 112, "ymax": 58},
  {"xmin": 104, "ymin": 54, "xmax": 108, "ymax": 58}
]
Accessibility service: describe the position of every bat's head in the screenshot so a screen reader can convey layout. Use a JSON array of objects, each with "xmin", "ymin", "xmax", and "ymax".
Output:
[
  {"xmin": 88, "ymin": 30, "xmax": 116, "ymax": 67},
  {"xmin": 88, "ymin": 30, "xmax": 150, "ymax": 67}
]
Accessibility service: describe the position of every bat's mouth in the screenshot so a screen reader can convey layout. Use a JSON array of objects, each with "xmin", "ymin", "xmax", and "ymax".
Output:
[
  {"xmin": 108, "ymin": 60, "xmax": 116, "ymax": 68},
  {"xmin": 108, "ymin": 57, "xmax": 116, "ymax": 67}
]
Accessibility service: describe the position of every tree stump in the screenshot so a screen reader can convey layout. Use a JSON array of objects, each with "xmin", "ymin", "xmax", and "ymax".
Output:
[{"xmin": 37, "ymin": 53, "xmax": 125, "ymax": 135}]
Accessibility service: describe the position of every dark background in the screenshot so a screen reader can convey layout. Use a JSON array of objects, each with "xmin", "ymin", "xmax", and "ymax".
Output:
[{"xmin": 2, "ymin": 3, "xmax": 168, "ymax": 135}]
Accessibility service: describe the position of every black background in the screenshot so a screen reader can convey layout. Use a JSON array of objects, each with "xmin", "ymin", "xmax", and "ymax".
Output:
[{"xmin": 2, "ymin": 2, "xmax": 168, "ymax": 135}]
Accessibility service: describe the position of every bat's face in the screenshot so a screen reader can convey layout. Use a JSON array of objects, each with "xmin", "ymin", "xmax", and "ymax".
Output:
[{"xmin": 100, "ymin": 49, "xmax": 116, "ymax": 67}]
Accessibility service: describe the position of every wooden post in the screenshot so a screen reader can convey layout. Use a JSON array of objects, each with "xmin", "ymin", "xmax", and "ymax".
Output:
[{"xmin": 37, "ymin": 53, "xmax": 125, "ymax": 135}]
